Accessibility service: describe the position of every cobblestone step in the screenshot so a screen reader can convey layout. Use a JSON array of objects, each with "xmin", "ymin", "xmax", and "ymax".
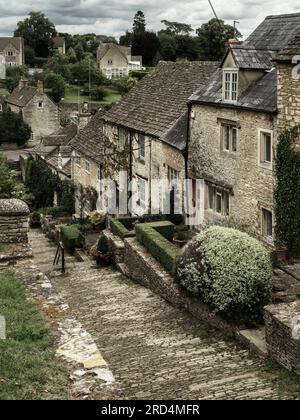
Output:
[{"xmin": 28, "ymin": 229, "xmax": 298, "ymax": 400}]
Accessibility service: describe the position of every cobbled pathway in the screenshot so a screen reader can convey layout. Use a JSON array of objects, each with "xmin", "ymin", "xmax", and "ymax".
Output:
[{"xmin": 29, "ymin": 230, "xmax": 298, "ymax": 400}]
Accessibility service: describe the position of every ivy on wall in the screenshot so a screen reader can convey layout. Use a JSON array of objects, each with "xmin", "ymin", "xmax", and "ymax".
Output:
[
  {"xmin": 275, "ymin": 125, "xmax": 300, "ymax": 256},
  {"xmin": 25, "ymin": 157, "xmax": 75, "ymax": 214}
]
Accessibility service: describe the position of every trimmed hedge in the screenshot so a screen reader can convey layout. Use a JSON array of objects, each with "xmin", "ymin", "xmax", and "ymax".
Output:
[
  {"xmin": 176, "ymin": 226, "xmax": 273, "ymax": 326},
  {"xmin": 61, "ymin": 224, "xmax": 84, "ymax": 253},
  {"xmin": 110, "ymin": 219, "xmax": 136, "ymax": 239},
  {"xmin": 135, "ymin": 221, "xmax": 180, "ymax": 274}
]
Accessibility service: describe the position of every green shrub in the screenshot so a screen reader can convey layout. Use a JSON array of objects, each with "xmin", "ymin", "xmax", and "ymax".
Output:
[
  {"xmin": 110, "ymin": 219, "xmax": 135, "ymax": 239},
  {"xmin": 176, "ymin": 226, "xmax": 273, "ymax": 326},
  {"xmin": 61, "ymin": 224, "xmax": 84, "ymax": 253},
  {"xmin": 90, "ymin": 212, "xmax": 106, "ymax": 230},
  {"xmin": 97, "ymin": 234, "xmax": 110, "ymax": 256},
  {"xmin": 135, "ymin": 221, "xmax": 180, "ymax": 274}
]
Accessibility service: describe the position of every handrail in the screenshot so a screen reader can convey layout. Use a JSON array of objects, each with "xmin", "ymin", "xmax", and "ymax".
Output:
[{"xmin": 53, "ymin": 241, "xmax": 65, "ymax": 273}]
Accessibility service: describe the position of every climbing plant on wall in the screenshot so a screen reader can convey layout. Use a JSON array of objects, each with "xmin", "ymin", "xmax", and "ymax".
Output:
[{"xmin": 275, "ymin": 125, "xmax": 300, "ymax": 257}]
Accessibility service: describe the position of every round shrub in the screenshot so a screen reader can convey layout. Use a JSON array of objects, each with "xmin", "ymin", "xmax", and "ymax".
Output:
[{"xmin": 176, "ymin": 226, "xmax": 273, "ymax": 326}]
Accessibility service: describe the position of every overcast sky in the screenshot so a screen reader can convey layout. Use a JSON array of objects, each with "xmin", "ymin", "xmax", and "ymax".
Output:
[{"xmin": 0, "ymin": 0, "xmax": 299, "ymax": 40}]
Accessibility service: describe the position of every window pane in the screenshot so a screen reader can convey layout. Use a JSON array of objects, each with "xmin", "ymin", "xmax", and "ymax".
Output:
[
  {"xmin": 264, "ymin": 134, "xmax": 271, "ymax": 162},
  {"xmin": 224, "ymin": 191, "xmax": 230, "ymax": 216},
  {"xmin": 208, "ymin": 186, "xmax": 214, "ymax": 209},
  {"xmin": 139, "ymin": 134, "xmax": 145, "ymax": 159},
  {"xmin": 232, "ymin": 128, "xmax": 237, "ymax": 152},
  {"xmin": 216, "ymin": 192, "xmax": 222, "ymax": 213},
  {"xmin": 262, "ymin": 209, "xmax": 273, "ymax": 238},
  {"xmin": 223, "ymin": 126, "xmax": 230, "ymax": 150}
]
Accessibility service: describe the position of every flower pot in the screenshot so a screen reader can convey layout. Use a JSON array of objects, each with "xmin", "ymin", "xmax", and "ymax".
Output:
[
  {"xmin": 276, "ymin": 247, "xmax": 288, "ymax": 263},
  {"xmin": 173, "ymin": 237, "xmax": 188, "ymax": 248}
]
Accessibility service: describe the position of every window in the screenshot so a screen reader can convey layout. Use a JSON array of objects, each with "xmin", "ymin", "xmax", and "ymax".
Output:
[
  {"xmin": 223, "ymin": 70, "xmax": 238, "ymax": 102},
  {"xmin": 137, "ymin": 177, "xmax": 146, "ymax": 208},
  {"xmin": 85, "ymin": 159, "xmax": 91, "ymax": 173},
  {"xmin": 38, "ymin": 101, "xmax": 43, "ymax": 109},
  {"xmin": 138, "ymin": 134, "xmax": 145, "ymax": 161},
  {"xmin": 168, "ymin": 166, "xmax": 179, "ymax": 181},
  {"xmin": 259, "ymin": 130, "xmax": 273, "ymax": 167},
  {"xmin": 75, "ymin": 152, "xmax": 81, "ymax": 166},
  {"xmin": 206, "ymin": 184, "xmax": 230, "ymax": 216},
  {"xmin": 222, "ymin": 124, "xmax": 238, "ymax": 153},
  {"xmin": 262, "ymin": 209, "xmax": 273, "ymax": 239},
  {"xmin": 118, "ymin": 127, "xmax": 127, "ymax": 150},
  {"xmin": 6, "ymin": 51, "xmax": 15, "ymax": 57},
  {"xmin": 108, "ymin": 59, "xmax": 113, "ymax": 65},
  {"xmin": 97, "ymin": 167, "xmax": 101, "ymax": 181}
]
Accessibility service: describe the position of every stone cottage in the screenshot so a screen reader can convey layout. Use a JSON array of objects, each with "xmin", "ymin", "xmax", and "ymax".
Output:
[
  {"xmin": 51, "ymin": 36, "xmax": 66, "ymax": 55},
  {"xmin": 102, "ymin": 61, "xmax": 219, "ymax": 216},
  {"xmin": 97, "ymin": 43, "xmax": 143, "ymax": 79},
  {"xmin": 6, "ymin": 80, "xmax": 60, "ymax": 145},
  {"xmin": 187, "ymin": 13, "xmax": 300, "ymax": 245},
  {"xmin": 69, "ymin": 111, "xmax": 105, "ymax": 215},
  {"xmin": 0, "ymin": 37, "xmax": 25, "ymax": 67}
]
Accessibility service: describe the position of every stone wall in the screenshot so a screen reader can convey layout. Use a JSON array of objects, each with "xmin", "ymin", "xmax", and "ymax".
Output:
[
  {"xmin": 189, "ymin": 104, "xmax": 276, "ymax": 241},
  {"xmin": 277, "ymin": 63, "xmax": 300, "ymax": 130},
  {"xmin": 265, "ymin": 301, "xmax": 300, "ymax": 376},
  {"xmin": 0, "ymin": 199, "xmax": 30, "ymax": 243},
  {"xmin": 106, "ymin": 230, "xmax": 236, "ymax": 336}
]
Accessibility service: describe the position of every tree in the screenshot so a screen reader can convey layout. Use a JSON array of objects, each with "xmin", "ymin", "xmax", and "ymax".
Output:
[
  {"xmin": 196, "ymin": 18, "xmax": 242, "ymax": 60},
  {"xmin": 66, "ymin": 47, "xmax": 77, "ymax": 64},
  {"xmin": 132, "ymin": 31, "xmax": 160, "ymax": 67},
  {"xmin": 160, "ymin": 20, "xmax": 194, "ymax": 36},
  {"xmin": 0, "ymin": 108, "xmax": 31, "ymax": 146},
  {"xmin": 4, "ymin": 65, "xmax": 29, "ymax": 93},
  {"xmin": 70, "ymin": 58, "xmax": 106, "ymax": 85},
  {"xmin": 175, "ymin": 35, "xmax": 199, "ymax": 61},
  {"xmin": 74, "ymin": 42, "xmax": 85, "ymax": 61},
  {"xmin": 120, "ymin": 30, "xmax": 133, "ymax": 47},
  {"xmin": 14, "ymin": 11, "xmax": 56, "ymax": 57},
  {"xmin": 0, "ymin": 155, "xmax": 24, "ymax": 199},
  {"xmin": 158, "ymin": 33, "xmax": 177, "ymax": 61},
  {"xmin": 133, "ymin": 10, "xmax": 146, "ymax": 34},
  {"xmin": 44, "ymin": 73, "xmax": 66, "ymax": 103},
  {"xmin": 44, "ymin": 54, "xmax": 72, "ymax": 81},
  {"xmin": 24, "ymin": 46, "xmax": 35, "ymax": 66}
]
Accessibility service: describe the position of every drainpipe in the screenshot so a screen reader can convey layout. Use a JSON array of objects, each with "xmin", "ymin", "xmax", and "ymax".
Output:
[
  {"xmin": 129, "ymin": 130, "xmax": 133, "ymax": 215},
  {"xmin": 185, "ymin": 102, "xmax": 192, "ymax": 180}
]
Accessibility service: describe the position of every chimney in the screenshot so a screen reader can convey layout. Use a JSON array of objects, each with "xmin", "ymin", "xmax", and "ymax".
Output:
[
  {"xmin": 225, "ymin": 39, "xmax": 242, "ymax": 48},
  {"xmin": 19, "ymin": 79, "xmax": 28, "ymax": 89},
  {"xmin": 37, "ymin": 80, "xmax": 44, "ymax": 93}
]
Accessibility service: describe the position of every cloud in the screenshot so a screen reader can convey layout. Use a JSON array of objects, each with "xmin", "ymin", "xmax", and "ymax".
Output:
[{"xmin": 0, "ymin": 0, "xmax": 299, "ymax": 40}]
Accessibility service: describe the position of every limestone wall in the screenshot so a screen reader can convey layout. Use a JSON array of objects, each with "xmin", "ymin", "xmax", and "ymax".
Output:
[
  {"xmin": 265, "ymin": 301, "xmax": 300, "ymax": 376},
  {"xmin": 0, "ymin": 199, "xmax": 30, "ymax": 243},
  {"xmin": 277, "ymin": 63, "xmax": 300, "ymax": 130}
]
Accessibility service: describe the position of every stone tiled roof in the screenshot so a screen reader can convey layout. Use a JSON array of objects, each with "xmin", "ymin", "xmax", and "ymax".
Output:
[
  {"xmin": 189, "ymin": 68, "xmax": 277, "ymax": 113},
  {"xmin": 243, "ymin": 13, "xmax": 300, "ymax": 51},
  {"xmin": 6, "ymin": 85, "xmax": 37, "ymax": 107},
  {"xmin": 162, "ymin": 112, "xmax": 188, "ymax": 151},
  {"xmin": 0, "ymin": 37, "xmax": 23, "ymax": 51},
  {"xmin": 228, "ymin": 48, "xmax": 275, "ymax": 70},
  {"xmin": 275, "ymin": 32, "xmax": 300, "ymax": 62},
  {"xmin": 46, "ymin": 146, "xmax": 72, "ymax": 177},
  {"xmin": 103, "ymin": 61, "xmax": 219, "ymax": 145},
  {"xmin": 42, "ymin": 123, "xmax": 78, "ymax": 147},
  {"xmin": 70, "ymin": 111, "xmax": 105, "ymax": 163},
  {"xmin": 97, "ymin": 43, "xmax": 131, "ymax": 61}
]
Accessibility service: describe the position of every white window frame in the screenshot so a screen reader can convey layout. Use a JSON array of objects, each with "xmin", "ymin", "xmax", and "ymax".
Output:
[
  {"xmin": 221, "ymin": 124, "xmax": 238, "ymax": 153},
  {"xmin": 206, "ymin": 184, "xmax": 230, "ymax": 217},
  {"xmin": 37, "ymin": 101, "xmax": 44, "ymax": 109},
  {"xmin": 258, "ymin": 129, "xmax": 273, "ymax": 169},
  {"xmin": 118, "ymin": 127, "xmax": 127, "ymax": 151},
  {"xmin": 261, "ymin": 208, "xmax": 273, "ymax": 241},
  {"xmin": 168, "ymin": 166, "xmax": 180, "ymax": 182},
  {"xmin": 138, "ymin": 134, "xmax": 146, "ymax": 161},
  {"xmin": 85, "ymin": 159, "xmax": 91, "ymax": 174},
  {"xmin": 75, "ymin": 152, "xmax": 81, "ymax": 167},
  {"xmin": 222, "ymin": 69, "xmax": 238, "ymax": 103}
]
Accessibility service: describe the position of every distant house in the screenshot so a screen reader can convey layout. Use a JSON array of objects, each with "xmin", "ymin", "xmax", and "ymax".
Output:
[
  {"xmin": 187, "ymin": 13, "xmax": 300, "ymax": 245},
  {"xmin": 31, "ymin": 123, "xmax": 78, "ymax": 180},
  {"xmin": 97, "ymin": 43, "xmax": 143, "ymax": 79},
  {"xmin": 51, "ymin": 36, "xmax": 66, "ymax": 55},
  {"xmin": 0, "ymin": 37, "xmax": 25, "ymax": 67},
  {"xmin": 102, "ymin": 61, "xmax": 219, "ymax": 215},
  {"xmin": 6, "ymin": 80, "xmax": 60, "ymax": 145},
  {"xmin": 69, "ymin": 111, "xmax": 105, "ymax": 214}
]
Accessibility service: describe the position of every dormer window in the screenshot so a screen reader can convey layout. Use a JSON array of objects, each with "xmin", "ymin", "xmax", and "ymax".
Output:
[{"xmin": 223, "ymin": 69, "xmax": 238, "ymax": 102}]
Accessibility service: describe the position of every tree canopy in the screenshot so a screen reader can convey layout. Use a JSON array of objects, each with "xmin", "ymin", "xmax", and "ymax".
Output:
[
  {"xmin": 133, "ymin": 11, "xmax": 146, "ymax": 34},
  {"xmin": 44, "ymin": 73, "xmax": 66, "ymax": 103},
  {"xmin": 160, "ymin": 20, "xmax": 194, "ymax": 36},
  {"xmin": 14, "ymin": 11, "xmax": 57, "ymax": 58},
  {"xmin": 0, "ymin": 108, "xmax": 31, "ymax": 146}
]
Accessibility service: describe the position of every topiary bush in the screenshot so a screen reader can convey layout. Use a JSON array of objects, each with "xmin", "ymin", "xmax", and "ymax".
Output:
[
  {"xmin": 176, "ymin": 226, "xmax": 273, "ymax": 326},
  {"xmin": 60, "ymin": 224, "xmax": 84, "ymax": 253}
]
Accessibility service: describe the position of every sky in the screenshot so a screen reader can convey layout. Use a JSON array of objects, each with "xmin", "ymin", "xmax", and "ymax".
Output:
[{"xmin": 0, "ymin": 0, "xmax": 299, "ymax": 40}]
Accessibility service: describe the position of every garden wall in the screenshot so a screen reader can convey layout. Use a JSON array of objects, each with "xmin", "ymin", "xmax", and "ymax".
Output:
[
  {"xmin": 265, "ymin": 302, "xmax": 300, "ymax": 376},
  {"xmin": 0, "ymin": 199, "xmax": 30, "ymax": 243}
]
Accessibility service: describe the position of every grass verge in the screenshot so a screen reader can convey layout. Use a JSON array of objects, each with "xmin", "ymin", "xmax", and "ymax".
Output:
[{"xmin": 0, "ymin": 272, "xmax": 69, "ymax": 400}]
